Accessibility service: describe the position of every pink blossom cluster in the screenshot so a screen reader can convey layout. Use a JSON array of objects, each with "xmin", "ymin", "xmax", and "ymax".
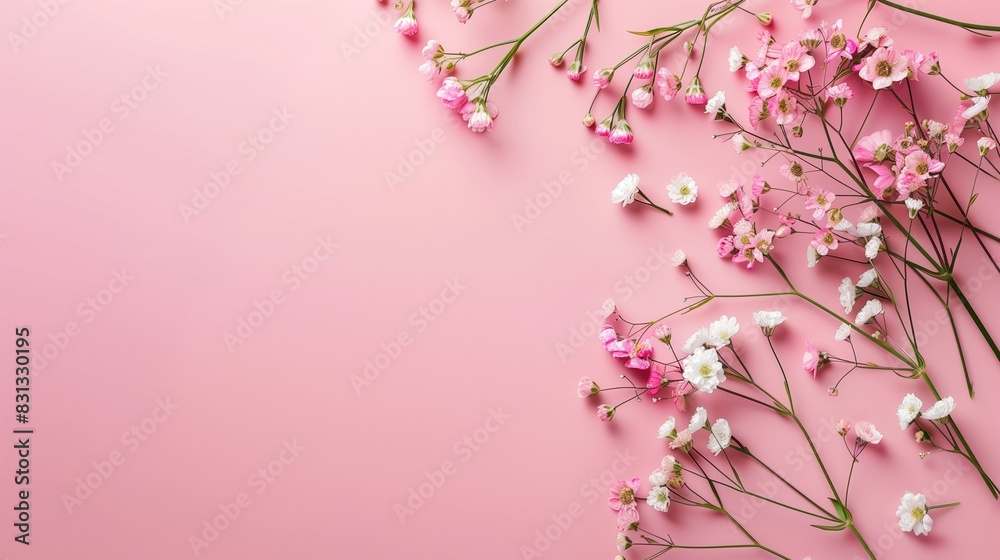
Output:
[
  {"xmin": 435, "ymin": 76, "xmax": 500, "ymax": 133},
  {"xmin": 711, "ymin": 174, "xmax": 788, "ymax": 269}
]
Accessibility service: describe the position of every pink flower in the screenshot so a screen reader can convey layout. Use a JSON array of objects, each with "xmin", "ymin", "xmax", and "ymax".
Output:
[
  {"xmin": 394, "ymin": 13, "xmax": 418, "ymax": 37},
  {"xmin": 466, "ymin": 100, "xmax": 495, "ymax": 133},
  {"xmin": 598, "ymin": 405, "xmax": 615, "ymax": 422},
  {"xmin": 790, "ymin": 0, "xmax": 817, "ymax": 19},
  {"xmin": 685, "ymin": 77, "xmax": 707, "ymax": 105},
  {"xmin": 903, "ymin": 151, "xmax": 943, "ymax": 180},
  {"xmin": 421, "ymin": 40, "xmax": 442, "ymax": 59},
  {"xmin": 858, "ymin": 47, "xmax": 909, "ymax": 90},
  {"xmin": 748, "ymin": 96, "xmax": 770, "ymax": 129},
  {"xmin": 859, "ymin": 27, "xmax": 893, "ymax": 50},
  {"xmin": 595, "ymin": 117, "xmax": 612, "ymax": 138},
  {"xmin": 854, "ymin": 421, "xmax": 883, "ymax": 444},
  {"xmin": 823, "ymin": 20, "xmax": 857, "ymax": 62},
  {"xmin": 717, "ymin": 236, "xmax": 735, "ymax": 257},
  {"xmin": 672, "ymin": 380, "xmax": 694, "ymax": 412},
  {"xmin": 578, "ymin": 377, "xmax": 599, "ymax": 398},
  {"xmin": 609, "ymin": 478, "xmax": 641, "ymax": 530},
  {"xmin": 810, "ymin": 228, "xmax": 839, "ymax": 255},
  {"xmin": 895, "ymin": 170, "xmax": 923, "ymax": 198},
  {"xmin": 902, "ymin": 49, "xmax": 925, "ymax": 79},
  {"xmin": 436, "ymin": 78, "xmax": 467, "ymax": 109},
  {"xmin": 853, "ymin": 130, "xmax": 894, "ymax": 163},
  {"xmin": 756, "ymin": 65, "xmax": 788, "ymax": 99},
  {"xmin": 804, "ymin": 188, "xmax": 836, "ymax": 220},
  {"xmin": 633, "ymin": 56, "xmax": 655, "ymax": 80},
  {"xmin": 656, "ymin": 68, "xmax": 680, "ymax": 100},
  {"xmin": 418, "ymin": 60, "xmax": 440, "ymax": 82},
  {"xmin": 609, "ymin": 120, "xmax": 634, "ymax": 145},
  {"xmin": 797, "ymin": 27, "xmax": 824, "ymax": 51},
  {"xmin": 803, "ymin": 340, "xmax": 820, "ymax": 377},
  {"xmin": 668, "ymin": 428, "xmax": 693, "ymax": 450},
  {"xmin": 944, "ymin": 133, "xmax": 964, "ymax": 152},
  {"xmin": 599, "ymin": 324, "xmax": 619, "ymax": 351},
  {"xmin": 779, "ymin": 161, "xmax": 807, "ymax": 185},
  {"xmin": 632, "ymin": 86, "xmax": 654, "ymax": 109},
  {"xmin": 624, "ymin": 339, "xmax": 654, "ymax": 370},
  {"xmin": 921, "ymin": 52, "xmax": 939, "ymax": 75},
  {"xmin": 566, "ymin": 61, "xmax": 586, "ymax": 81},
  {"xmin": 867, "ymin": 163, "xmax": 897, "ymax": 199},
  {"xmin": 593, "ymin": 68, "xmax": 615, "ymax": 89},
  {"xmin": 825, "ymin": 83, "xmax": 854, "ymax": 106},
  {"xmin": 646, "ymin": 366, "xmax": 664, "ymax": 396},
  {"xmin": 836, "ymin": 419, "xmax": 852, "ymax": 435},
  {"xmin": 780, "ymin": 42, "xmax": 815, "ymax": 81},
  {"xmin": 769, "ymin": 90, "xmax": 803, "ymax": 125}
]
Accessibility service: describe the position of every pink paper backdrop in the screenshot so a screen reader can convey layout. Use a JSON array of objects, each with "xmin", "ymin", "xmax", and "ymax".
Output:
[{"xmin": 3, "ymin": 0, "xmax": 1000, "ymax": 558}]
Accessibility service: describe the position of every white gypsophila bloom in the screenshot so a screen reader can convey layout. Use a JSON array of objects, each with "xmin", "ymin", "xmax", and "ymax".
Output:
[
  {"xmin": 616, "ymin": 533, "xmax": 630, "ymax": 552},
  {"xmin": 855, "ymin": 299, "xmax": 884, "ymax": 325},
  {"xmin": 857, "ymin": 269, "xmax": 879, "ymax": 288},
  {"xmin": 854, "ymin": 221, "xmax": 883, "ymax": 237},
  {"xmin": 733, "ymin": 219, "xmax": 753, "ymax": 236},
  {"xmin": 752, "ymin": 310, "xmax": 787, "ymax": 335},
  {"xmin": 708, "ymin": 315, "xmax": 739, "ymax": 347},
  {"xmin": 904, "ymin": 198, "xmax": 924, "ymax": 219},
  {"xmin": 732, "ymin": 133, "xmax": 752, "ymax": 153},
  {"xmin": 612, "ymin": 173, "xmax": 640, "ymax": 206},
  {"xmin": 962, "ymin": 95, "xmax": 990, "ymax": 119},
  {"xmin": 806, "ymin": 245, "xmax": 820, "ymax": 268},
  {"xmin": 833, "ymin": 216, "xmax": 854, "ymax": 232},
  {"xmin": 835, "ymin": 322, "xmax": 852, "ymax": 341},
  {"xmin": 646, "ymin": 485, "xmax": 671, "ymax": 512},
  {"xmin": 601, "ymin": 298, "xmax": 616, "ymax": 319},
  {"xmin": 966, "ymin": 72, "xmax": 1000, "ymax": 92},
  {"xmin": 898, "ymin": 393, "xmax": 923, "ymax": 429},
  {"xmin": 709, "ymin": 202, "xmax": 737, "ymax": 229},
  {"xmin": 688, "ymin": 407, "xmax": 708, "ymax": 432},
  {"xmin": 682, "ymin": 327, "xmax": 710, "ymax": 353},
  {"xmin": 729, "ymin": 46, "xmax": 744, "ymax": 72},
  {"xmin": 706, "ymin": 418, "xmax": 732, "ymax": 456},
  {"xmin": 671, "ymin": 250, "xmax": 687, "ymax": 267},
  {"xmin": 896, "ymin": 493, "xmax": 933, "ymax": 536},
  {"xmin": 667, "ymin": 172, "xmax": 699, "ymax": 205},
  {"xmin": 839, "ymin": 277, "xmax": 858, "ymax": 313},
  {"xmin": 705, "ymin": 91, "xmax": 726, "ymax": 117},
  {"xmin": 682, "ymin": 348, "xmax": 726, "ymax": 393},
  {"xmin": 648, "ymin": 468, "xmax": 668, "ymax": 487},
  {"xmin": 719, "ymin": 181, "xmax": 739, "ymax": 197},
  {"xmin": 865, "ymin": 237, "xmax": 882, "ymax": 259},
  {"xmin": 657, "ymin": 416, "xmax": 677, "ymax": 439},
  {"xmin": 921, "ymin": 397, "xmax": 956, "ymax": 420}
]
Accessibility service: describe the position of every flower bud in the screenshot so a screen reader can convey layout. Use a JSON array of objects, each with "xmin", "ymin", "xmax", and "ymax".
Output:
[{"xmin": 756, "ymin": 12, "xmax": 772, "ymax": 25}]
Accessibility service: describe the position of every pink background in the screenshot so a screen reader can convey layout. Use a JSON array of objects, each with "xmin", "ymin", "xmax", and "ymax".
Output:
[{"xmin": 3, "ymin": 0, "xmax": 1000, "ymax": 558}]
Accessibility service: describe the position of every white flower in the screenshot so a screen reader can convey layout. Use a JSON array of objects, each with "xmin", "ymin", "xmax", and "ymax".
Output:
[
  {"xmin": 904, "ymin": 198, "xmax": 924, "ymax": 219},
  {"xmin": 601, "ymin": 298, "xmax": 616, "ymax": 319},
  {"xmin": 707, "ymin": 418, "xmax": 732, "ymax": 455},
  {"xmin": 657, "ymin": 416, "xmax": 677, "ymax": 439},
  {"xmin": 898, "ymin": 393, "xmax": 923, "ymax": 429},
  {"xmin": 682, "ymin": 347, "xmax": 726, "ymax": 393},
  {"xmin": 709, "ymin": 202, "xmax": 737, "ymax": 228},
  {"xmin": 752, "ymin": 310, "xmax": 787, "ymax": 335},
  {"xmin": 688, "ymin": 407, "xmax": 708, "ymax": 432},
  {"xmin": 922, "ymin": 397, "xmax": 956, "ymax": 420},
  {"xmin": 834, "ymin": 322, "xmax": 852, "ymax": 341},
  {"xmin": 671, "ymin": 250, "xmax": 687, "ymax": 267},
  {"xmin": 962, "ymin": 95, "xmax": 990, "ymax": 119},
  {"xmin": 865, "ymin": 237, "xmax": 882, "ymax": 259},
  {"xmin": 612, "ymin": 173, "xmax": 640, "ymax": 206},
  {"xmin": 896, "ymin": 492, "xmax": 933, "ymax": 536},
  {"xmin": 838, "ymin": 277, "xmax": 858, "ymax": 313},
  {"xmin": 853, "ymin": 222, "xmax": 883, "ymax": 237},
  {"xmin": 682, "ymin": 327, "xmax": 710, "ymax": 353},
  {"xmin": 719, "ymin": 181, "xmax": 739, "ymax": 197},
  {"xmin": 616, "ymin": 532, "xmax": 631, "ymax": 552},
  {"xmin": 649, "ymin": 468, "xmax": 668, "ymax": 486},
  {"xmin": 705, "ymin": 91, "xmax": 726, "ymax": 117},
  {"xmin": 855, "ymin": 299, "xmax": 884, "ymax": 325},
  {"xmin": 646, "ymin": 485, "xmax": 671, "ymax": 512},
  {"xmin": 708, "ymin": 315, "xmax": 739, "ymax": 347},
  {"xmin": 667, "ymin": 173, "xmax": 699, "ymax": 205},
  {"xmin": 978, "ymin": 136, "xmax": 997, "ymax": 155},
  {"xmin": 854, "ymin": 420, "xmax": 883, "ymax": 444},
  {"xmin": 728, "ymin": 46, "xmax": 745, "ymax": 72},
  {"xmin": 631, "ymin": 86, "xmax": 654, "ymax": 109},
  {"xmin": 661, "ymin": 455, "xmax": 677, "ymax": 472},
  {"xmin": 857, "ymin": 269, "xmax": 879, "ymax": 288},
  {"xmin": 732, "ymin": 133, "xmax": 752, "ymax": 153},
  {"xmin": 966, "ymin": 72, "xmax": 1000, "ymax": 93},
  {"xmin": 806, "ymin": 245, "xmax": 820, "ymax": 268}
]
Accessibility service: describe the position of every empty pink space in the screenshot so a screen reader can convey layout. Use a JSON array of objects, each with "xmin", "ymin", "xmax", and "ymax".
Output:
[{"xmin": 2, "ymin": 1, "xmax": 1000, "ymax": 559}]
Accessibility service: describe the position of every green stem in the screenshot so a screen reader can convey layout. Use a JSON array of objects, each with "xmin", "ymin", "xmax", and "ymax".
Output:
[{"xmin": 874, "ymin": 0, "xmax": 1000, "ymax": 31}]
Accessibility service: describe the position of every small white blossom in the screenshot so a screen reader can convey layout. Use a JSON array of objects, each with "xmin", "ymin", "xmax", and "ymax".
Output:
[
  {"xmin": 904, "ymin": 198, "xmax": 924, "ymax": 219},
  {"xmin": 646, "ymin": 486, "xmax": 671, "ymax": 512},
  {"xmin": 682, "ymin": 347, "xmax": 726, "ymax": 393},
  {"xmin": 601, "ymin": 298, "xmax": 616, "ymax": 319},
  {"xmin": 732, "ymin": 133, "xmax": 752, "ymax": 153},
  {"xmin": 707, "ymin": 418, "xmax": 732, "ymax": 455},
  {"xmin": 897, "ymin": 393, "xmax": 923, "ymax": 429},
  {"xmin": 667, "ymin": 173, "xmax": 699, "ymax": 205},
  {"xmin": 671, "ymin": 250, "xmax": 687, "ymax": 267},
  {"xmin": 857, "ymin": 269, "xmax": 879, "ymax": 288},
  {"xmin": 705, "ymin": 91, "xmax": 727, "ymax": 117},
  {"xmin": 612, "ymin": 173, "xmax": 640, "ymax": 206},
  {"xmin": 865, "ymin": 237, "xmax": 882, "ymax": 259},
  {"xmin": 752, "ymin": 310, "xmax": 787, "ymax": 336},
  {"xmin": 839, "ymin": 277, "xmax": 858, "ymax": 313},
  {"xmin": 729, "ymin": 46, "xmax": 745, "ymax": 72},
  {"xmin": 709, "ymin": 202, "xmax": 737, "ymax": 228},
  {"xmin": 855, "ymin": 299, "xmax": 884, "ymax": 325},
  {"xmin": 657, "ymin": 417, "xmax": 677, "ymax": 439},
  {"xmin": 708, "ymin": 315, "xmax": 740, "ymax": 347},
  {"xmin": 834, "ymin": 322, "xmax": 852, "ymax": 341},
  {"xmin": 962, "ymin": 95, "xmax": 990, "ymax": 119},
  {"xmin": 682, "ymin": 327, "xmax": 710, "ymax": 353},
  {"xmin": 896, "ymin": 492, "xmax": 933, "ymax": 536},
  {"xmin": 921, "ymin": 397, "xmax": 956, "ymax": 420},
  {"xmin": 688, "ymin": 407, "xmax": 708, "ymax": 432},
  {"xmin": 966, "ymin": 72, "xmax": 1000, "ymax": 93}
]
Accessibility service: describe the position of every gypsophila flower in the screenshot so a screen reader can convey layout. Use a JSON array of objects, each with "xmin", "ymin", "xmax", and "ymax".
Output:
[
  {"xmin": 682, "ymin": 327, "xmax": 710, "ymax": 353},
  {"xmin": 729, "ymin": 47, "xmax": 747, "ymax": 72},
  {"xmin": 803, "ymin": 340, "xmax": 825, "ymax": 377},
  {"xmin": 839, "ymin": 277, "xmax": 858, "ymax": 313},
  {"xmin": 609, "ymin": 478, "xmax": 640, "ymax": 530},
  {"xmin": 648, "ymin": 468, "xmax": 668, "ymax": 487},
  {"xmin": 685, "ymin": 77, "xmax": 707, "ymax": 105},
  {"xmin": 654, "ymin": 325, "xmax": 671, "ymax": 344},
  {"xmin": 709, "ymin": 203, "xmax": 738, "ymax": 229},
  {"xmin": 791, "ymin": 0, "xmax": 817, "ymax": 19},
  {"xmin": 601, "ymin": 298, "xmax": 617, "ymax": 319},
  {"xmin": 978, "ymin": 137, "xmax": 997, "ymax": 155},
  {"xmin": 835, "ymin": 322, "xmax": 851, "ymax": 341},
  {"xmin": 578, "ymin": 377, "xmax": 600, "ymax": 398},
  {"xmin": 598, "ymin": 405, "xmax": 615, "ymax": 422},
  {"xmin": 616, "ymin": 532, "xmax": 632, "ymax": 552},
  {"xmin": 667, "ymin": 173, "xmax": 698, "ymax": 205},
  {"xmin": 610, "ymin": 119, "xmax": 635, "ymax": 145},
  {"xmin": 865, "ymin": 237, "xmax": 882, "ymax": 259},
  {"xmin": 732, "ymin": 133, "xmax": 753, "ymax": 153},
  {"xmin": 962, "ymin": 96, "xmax": 990, "ymax": 119},
  {"xmin": 708, "ymin": 315, "xmax": 739, "ymax": 347},
  {"xmin": 859, "ymin": 47, "xmax": 908, "ymax": 90},
  {"xmin": 806, "ymin": 245, "xmax": 820, "ymax": 268},
  {"xmin": 671, "ymin": 250, "xmax": 687, "ymax": 267},
  {"xmin": 922, "ymin": 397, "xmax": 956, "ymax": 420},
  {"xmin": 705, "ymin": 91, "xmax": 727, "ymax": 119},
  {"xmin": 657, "ymin": 417, "xmax": 677, "ymax": 439},
  {"xmin": 855, "ymin": 299, "xmax": 884, "ymax": 325},
  {"xmin": 898, "ymin": 393, "xmax": 923, "ymax": 429},
  {"xmin": 688, "ymin": 407, "xmax": 708, "ymax": 432},
  {"xmin": 966, "ymin": 72, "xmax": 1000, "ymax": 94},
  {"xmin": 682, "ymin": 347, "xmax": 726, "ymax": 393},
  {"xmin": 612, "ymin": 173, "xmax": 640, "ymax": 206},
  {"xmin": 752, "ymin": 310, "xmax": 787, "ymax": 336},
  {"xmin": 857, "ymin": 269, "xmax": 879, "ymax": 288},
  {"xmin": 896, "ymin": 493, "xmax": 932, "ymax": 536},
  {"xmin": 904, "ymin": 198, "xmax": 924, "ymax": 219},
  {"xmin": 632, "ymin": 86, "xmax": 654, "ymax": 109},
  {"xmin": 854, "ymin": 421, "xmax": 883, "ymax": 444},
  {"xmin": 656, "ymin": 68, "xmax": 680, "ymax": 100},
  {"xmin": 393, "ymin": 4, "xmax": 418, "ymax": 37},
  {"xmin": 646, "ymin": 486, "xmax": 671, "ymax": 512},
  {"xmin": 707, "ymin": 418, "xmax": 732, "ymax": 455}
]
